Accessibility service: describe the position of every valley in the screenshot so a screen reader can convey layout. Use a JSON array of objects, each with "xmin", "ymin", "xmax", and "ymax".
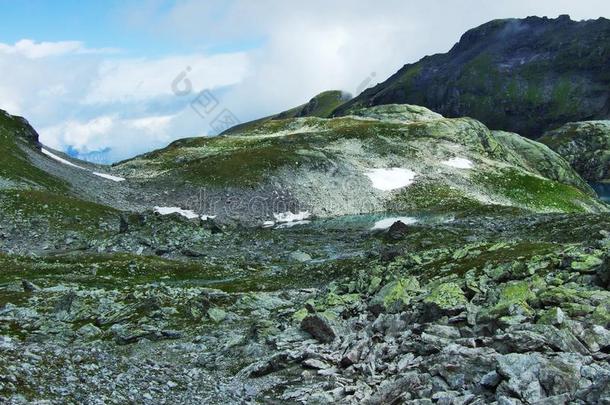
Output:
[{"xmin": 0, "ymin": 14, "xmax": 609, "ymax": 405}]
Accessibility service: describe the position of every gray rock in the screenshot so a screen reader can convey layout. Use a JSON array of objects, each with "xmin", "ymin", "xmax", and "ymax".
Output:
[
  {"xmin": 480, "ymin": 371, "xmax": 502, "ymax": 389},
  {"xmin": 76, "ymin": 323, "xmax": 102, "ymax": 340},
  {"xmin": 21, "ymin": 280, "xmax": 40, "ymax": 293},
  {"xmin": 290, "ymin": 251, "xmax": 312, "ymax": 262},
  {"xmin": 301, "ymin": 314, "xmax": 336, "ymax": 344}
]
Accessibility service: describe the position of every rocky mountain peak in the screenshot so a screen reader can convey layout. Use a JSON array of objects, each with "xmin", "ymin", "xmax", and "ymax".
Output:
[
  {"xmin": 335, "ymin": 16, "xmax": 610, "ymax": 138},
  {"xmin": 0, "ymin": 109, "xmax": 40, "ymax": 145}
]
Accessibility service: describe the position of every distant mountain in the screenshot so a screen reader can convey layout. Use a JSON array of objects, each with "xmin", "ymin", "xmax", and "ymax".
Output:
[
  {"xmin": 221, "ymin": 90, "xmax": 351, "ymax": 135},
  {"xmin": 334, "ymin": 15, "xmax": 610, "ymax": 138}
]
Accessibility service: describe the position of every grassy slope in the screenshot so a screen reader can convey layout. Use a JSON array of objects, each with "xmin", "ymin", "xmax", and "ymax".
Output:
[
  {"xmin": 0, "ymin": 111, "xmax": 120, "ymax": 228},
  {"xmin": 0, "ymin": 112, "xmax": 68, "ymax": 191}
]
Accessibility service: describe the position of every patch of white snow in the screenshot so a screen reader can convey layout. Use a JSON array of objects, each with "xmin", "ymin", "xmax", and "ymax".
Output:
[
  {"xmin": 275, "ymin": 220, "xmax": 311, "ymax": 229},
  {"xmin": 93, "ymin": 172, "xmax": 126, "ymax": 182},
  {"xmin": 442, "ymin": 157, "xmax": 473, "ymax": 169},
  {"xmin": 41, "ymin": 148, "xmax": 85, "ymax": 169},
  {"xmin": 365, "ymin": 168, "xmax": 416, "ymax": 191},
  {"xmin": 273, "ymin": 211, "xmax": 311, "ymax": 223},
  {"xmin": 154, "ymin": 206, "xmax": 200, "ymax": 220}
]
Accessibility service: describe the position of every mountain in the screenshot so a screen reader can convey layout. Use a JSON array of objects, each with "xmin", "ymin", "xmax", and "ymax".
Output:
[
  {"xmin": 0, "ymin": 109, "xmax": 145, "ymax": 252},
  {"xmin": 221, "ymin": 90, "xmax": 351, "ymax": 135},
  {"xmin": 540, "ymin": 120, "xmax": 610, "ymax": 183},
  {"xmin": 334, "ymin": 15, "xmax": 610, "ymax": 137},
  {"xmin": 2, "ymin": 18, "xmax": 610, "ymax": 402},
  {"xmin": 2, "ymin": 107, "xmax": 610, "ymax": 402},
  {"xmin": 116, "ymin": 104, "xmax": 606, "ymax": 223}
]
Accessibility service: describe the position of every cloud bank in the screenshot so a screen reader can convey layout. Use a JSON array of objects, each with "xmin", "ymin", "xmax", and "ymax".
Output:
[{"xmin": 1, "ymin": 0, "xmax": 609, "ymax": 163}]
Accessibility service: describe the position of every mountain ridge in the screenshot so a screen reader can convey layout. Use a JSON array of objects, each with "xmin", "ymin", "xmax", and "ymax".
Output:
[{"xmin": 333, "ymin": 15, "xmax": 610, "ymax": 137}]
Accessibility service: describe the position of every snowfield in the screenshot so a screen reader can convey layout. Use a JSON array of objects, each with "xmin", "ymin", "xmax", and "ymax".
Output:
[
  {"xmin": 93, "ymin": 172, "xmax": 126, "ymax": 182},
  {"xmin": 153, "ymin": 206, "xmax": 216, "ymax": 221},
  {"xmin": 41, "ymin": 148, "xmax": 85, "ymax": 169},
  {"xmin": 273, "ymin": 211, "xmax": 311, "ymax": 223}
]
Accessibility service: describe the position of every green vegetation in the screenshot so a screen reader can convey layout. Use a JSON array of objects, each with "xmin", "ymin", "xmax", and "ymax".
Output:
[
  {"xmin": 474, "ymin": 168, "xmax": 600, "ymax": 212},
  {"xmin": 0, "ymin": 189, "xmax": 118, "ymax": 234},
  {"xmin": 0, "ymin": 251, "xmax": 363, "ymax": 294}
]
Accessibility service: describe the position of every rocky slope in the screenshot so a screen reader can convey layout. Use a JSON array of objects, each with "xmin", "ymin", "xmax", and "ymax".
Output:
[
  {"xmin": 1, "ymin": 210, "xmax": 610, "ymax": 404},
  {"xmin": 116, "ymin": 104, "xmax": 606, "ymax": 225},
  {"xmin": 1, "ymin": 104, "xmax": 610, "ymax": 404},
  {"xmin": 540, "ymin": 120, "xmax": 610, "ymax": 183},
  {"xmin": 334, "ymin": 16, "xmax": 610, "ymax": 138}
]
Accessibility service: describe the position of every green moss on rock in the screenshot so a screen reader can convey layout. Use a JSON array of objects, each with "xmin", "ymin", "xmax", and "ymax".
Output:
[{"xmin": 424, "ymin": 282, "xmax": 467, "ymax": 310}]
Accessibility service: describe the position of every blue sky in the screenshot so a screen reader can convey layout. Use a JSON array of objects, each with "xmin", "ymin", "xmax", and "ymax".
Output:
[
  {"xmin": 0, "ymin": 0, "xmax": 609, "ymax": 163},
  {"xmin": 0, "ymin": 0, "xmax": 263, "ymax": 55}
]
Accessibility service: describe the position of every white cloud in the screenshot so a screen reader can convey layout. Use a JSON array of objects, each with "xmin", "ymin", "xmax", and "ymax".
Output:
[
  {"xmin": 84, "ymin": 53, "xmax": 250, "ymax": 104},
  {"xmin": 0, "ymin": 39, "xmax": 118, "ymax": 59},
  {"xmin": 2, "ymin": 1, "xmax": 610, "ymax": 164},
  {"xmin": 40, "ymin": 113, "xmax": 181, "ymax": 162},
  {"xmin": 125, "ymin": 0, "xmax": 610, "ymax": 122},
  {"xmin": 0, "ymin": 38, "xmax": 249, "ymax": 163}
]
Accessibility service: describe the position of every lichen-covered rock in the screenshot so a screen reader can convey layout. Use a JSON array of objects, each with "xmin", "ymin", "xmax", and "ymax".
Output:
[
  {"xmin": 369, "ymin": 277, "xmax": 420, "ymax": 313},
  {"xmin": 540, "ymin": 121, "xmax": 610, "ymax": 183},
  {"xmin": 424, "ymin": 282, "xmax": 467, "ymax": 310}
]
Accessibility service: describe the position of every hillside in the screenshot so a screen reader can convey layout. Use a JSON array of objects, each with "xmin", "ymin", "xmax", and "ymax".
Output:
[
  {"xmin": 1, "ymin": 52, "xmax": 610, "ymax": 404},
  {"xmin": 117, "ymin": 104, "xmax": 606, "ymax": 224},
  {"xmin": 334, "ymin": 16, "xmax": 610, "ymax": 137}
]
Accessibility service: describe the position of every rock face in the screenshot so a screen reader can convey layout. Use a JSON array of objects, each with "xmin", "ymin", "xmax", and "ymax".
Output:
[
  {"xmin": 335, "ymin": 16, "xmax": 610, "ymax": 138},
  {"xmin": 540, "ymin": 120, "xmax": 610, "ymax": 183}
]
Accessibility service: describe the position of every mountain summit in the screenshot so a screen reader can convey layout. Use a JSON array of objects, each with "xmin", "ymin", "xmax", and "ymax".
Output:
[{"xmin": 335, "ymin": 15, "xmax": 610, "ymax": 137}]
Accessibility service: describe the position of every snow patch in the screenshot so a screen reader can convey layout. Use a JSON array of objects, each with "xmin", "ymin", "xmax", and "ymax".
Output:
[
  {"xmin": 443, "ymin": 157, "xmax": 473, "ymax": 169},
  {"xmin": 154, "ymin": 206, "xmax": 199, "ymax": 220},
  {"xmin": 371, "ymin": 216, "xmax": 417, "ymax": 230},
  {"xmin": 93, "ymin": 172, "xmax": 125, "ymax": 182},
  {"xmin": 41, "ymin": 148, "xmax": 85, "ymax": 169},
  {"xmin": 365, "ymin": 168, "xmax": 416, "ymax": 191},
  {"xmin": 275, "ymin": 220, "xmax": 311, "ymax": 229},
  {"xmin": 273, "ymin": 211, "xmax": 311, "ymax": 223},
  {"xmin": 154, "ymin": 206, "xmax": 216, "ymax": 221},
  {"xmin": 42, "ymin": 148, "xmax": 127, "ymax": 182}
]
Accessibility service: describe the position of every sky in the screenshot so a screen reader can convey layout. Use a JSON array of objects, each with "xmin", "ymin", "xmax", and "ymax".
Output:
[{"xmin": 1, "ymin": 0, "xmax": 609, "ymax": 163}]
